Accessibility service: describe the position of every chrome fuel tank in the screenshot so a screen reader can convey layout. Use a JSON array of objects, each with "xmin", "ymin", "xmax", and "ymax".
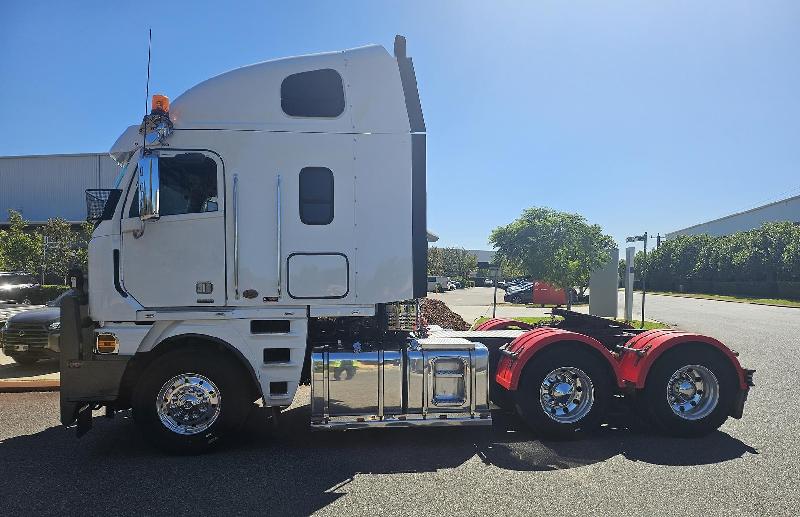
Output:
[
  {"xmin": 406, "ymin": 338, "xmax": 490, "ymax": 419},
  {"xmin": 311, "ymin": 345, "xmax": 403, "ymax": 424},
  {"xmin": 310, "ymin": 339, "xmax": 491, "ymax": 429}
]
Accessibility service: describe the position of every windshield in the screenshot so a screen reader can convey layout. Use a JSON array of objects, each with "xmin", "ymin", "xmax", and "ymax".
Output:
[{"xmin": 113, "ymin": 158, "xmax": 132, "ymax": 189}]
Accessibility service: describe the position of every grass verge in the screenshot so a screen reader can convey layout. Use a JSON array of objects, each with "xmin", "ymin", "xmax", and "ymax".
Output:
[
  {"xmin": 650, "ymin": 291, "xmax": 800, "ymax": 308},
  {"xmin": 472, "ymin": 316, "xmax": 667, "ymax": 330}
]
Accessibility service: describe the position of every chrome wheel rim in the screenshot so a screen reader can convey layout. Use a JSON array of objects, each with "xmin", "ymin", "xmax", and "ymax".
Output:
[
  {"xmin": 156, "ymin": 373, "xmax": 221, "ymax": 435},
  {"xmin": 539, "ymin": 367, "xmax": 594, "ymax": 424},
  {"xmin": 666, "ymin": 364, "xmax": 719, "ymax": 420}
]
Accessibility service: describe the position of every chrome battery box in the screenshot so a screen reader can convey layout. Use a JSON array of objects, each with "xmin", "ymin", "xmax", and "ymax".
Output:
[
  {"xmin": 311, "ymin": 345, "xmax": 403, "ymax": 425},
  {"xmin": 407, "ymin": 338, "xmax": 490, "ymax": 420}
]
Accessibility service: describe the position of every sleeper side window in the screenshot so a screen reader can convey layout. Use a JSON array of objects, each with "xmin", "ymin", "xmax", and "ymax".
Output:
[
  {"xmin": 281, "ymin": 69, "xmax": 345, "ymax": 118},
  {"xmin": 299, "ymin": 167, "xmax": 334, "ymax": 225}
]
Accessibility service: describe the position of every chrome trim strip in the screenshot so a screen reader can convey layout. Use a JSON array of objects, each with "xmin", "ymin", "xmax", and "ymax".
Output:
[
  {"xmin": 276, "ymin": 174, "xmax": 282, "ymax": 299},
  {"xmin": 233, "ymin": 173, "xmax": 240, "ymax": 299},
  {"xmin": 470, "ymin": 350, "xmax": 477, "ymax": 416},
  {"xmin": 378, "ymin": 350, "xmax": 385, "ymax": 418},
  {"xmin": 311, "ymin": 414, "xmax": 492, "ymax": 430}
]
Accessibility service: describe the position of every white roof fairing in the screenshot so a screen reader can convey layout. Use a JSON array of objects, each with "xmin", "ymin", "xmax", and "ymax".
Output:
[{"xmin": 167, "ymin": 44, "xmax": 410, "ymax": 135}]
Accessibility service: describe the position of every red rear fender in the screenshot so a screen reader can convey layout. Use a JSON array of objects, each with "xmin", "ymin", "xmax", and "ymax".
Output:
[
  {"xmin": 495, "ymin": 328, "xmax": 624, "ymax": 391},
  {"xmin": 617, "ymin": 329, "xmax": 749, "ymax": 389}
]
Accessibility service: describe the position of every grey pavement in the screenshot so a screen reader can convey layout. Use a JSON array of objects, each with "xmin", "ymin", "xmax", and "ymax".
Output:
[
  {"xmin": 0, "ymin": 293, "xmax": 797, "ymax": 515},
  {"xmin": 429, "ymin": 287, "xmax": 557, "ymax": 323}
]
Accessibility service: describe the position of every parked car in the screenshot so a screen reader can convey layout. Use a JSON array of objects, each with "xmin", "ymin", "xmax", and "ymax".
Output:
[
  {"xmin": 0, "ymin": 291, "xmax": 67, "ymax": 365},
  {"xmin": 503, "ymin": 281, "xmax": 570, "ymax": 306},
  {"xmin": 447, "ymin": 281, "xmax": 457, "ymax": 290},
  {"xmin": 0, "ymin": 272, "xmax": 40, "ymax": 303}
]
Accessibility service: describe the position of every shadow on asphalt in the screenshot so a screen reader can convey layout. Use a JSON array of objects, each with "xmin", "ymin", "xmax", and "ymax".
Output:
[
  {"xmin": 0, "ymin": 401, "xmax": 757, "ymax": 515},
  {"xmin": 0, "ymin": 358, "xmax": 58, "ymax": 380}
]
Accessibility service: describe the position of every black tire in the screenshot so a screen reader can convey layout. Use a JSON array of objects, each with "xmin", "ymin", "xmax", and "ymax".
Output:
[
  {"xmin": 640, "ymin": 345, "xmax": 737, "ymax": 437},
  {"xmin": 132, "ymin": 349, "xmax": 252, "ymax": 454},
  {"xmin": 12, "ymin": 355, "xmax": 39, "ymax": 366},
  {"xmin": 513, "ymin": 345, "xmax": 612, "ymax": 439}
]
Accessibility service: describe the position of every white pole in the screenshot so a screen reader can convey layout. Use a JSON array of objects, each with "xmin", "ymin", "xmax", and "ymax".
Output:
[{"xmin": 625, "ymin": 246, "xmax": 635, "ymax": 322}]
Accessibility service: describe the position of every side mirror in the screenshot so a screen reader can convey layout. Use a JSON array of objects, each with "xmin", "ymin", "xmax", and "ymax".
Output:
[{"xmin": 138, "ymin": 154, "xmax": 160, "ymax": 221}]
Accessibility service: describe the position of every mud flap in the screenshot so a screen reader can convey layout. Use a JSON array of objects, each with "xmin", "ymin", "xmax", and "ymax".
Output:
[
  {"xmin": 731, "ymin": 369, "xmax": 755, "ymax": 419},
  {"xmin": 76, "ymin": 404, "xmax": 93, "ymax": 437}
]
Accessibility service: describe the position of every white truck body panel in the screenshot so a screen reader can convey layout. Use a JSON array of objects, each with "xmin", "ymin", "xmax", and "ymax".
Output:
[{"xmin": 80, "ymin": 40, "xmax": 426, "ymax": 413}]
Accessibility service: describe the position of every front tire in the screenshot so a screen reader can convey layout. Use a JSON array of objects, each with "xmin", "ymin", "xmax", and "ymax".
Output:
[
  {"xmin": 513, "ymin": 345, "xmax": 612, "ymax": 438},
  {"xmin": 640, "ymin": 346, "xmax": 737, "ymax": 437},
  {"xmin": 133, "ymin": 350, "xmax": 251, "ymax": 454}
]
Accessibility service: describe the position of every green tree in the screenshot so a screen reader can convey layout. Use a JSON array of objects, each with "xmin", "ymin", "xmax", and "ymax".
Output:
[
  {"xmin": 0, "ymin": 210, "xmax": 42, "ymax": 275},
  {"xmin": 427, "ymin": 246, "xmax": 478, "ymax": 281},
  {"xmin": 490, "ymin": 207, "xmax": 614, "ymax": 308},
  {"xmin": 40, "ymin": 217, "xmax": 93, "ymax": 283}
]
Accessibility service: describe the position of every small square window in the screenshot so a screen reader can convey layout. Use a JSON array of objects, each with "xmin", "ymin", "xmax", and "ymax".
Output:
[{"xmin": 299, "ymin": 167, "xmax": 334, "ymax": 225}]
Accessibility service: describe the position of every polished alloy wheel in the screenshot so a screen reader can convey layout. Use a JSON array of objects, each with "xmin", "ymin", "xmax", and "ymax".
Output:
[
  {"xmin": 539, "ymin": 367, "xmax": 594, "ymax": 424},
  {"xmin": 156, "ymin": 373, "xmax": 222, "ymax": 435},
  {"xmin": 666, "ymin": 364, "xmax": 719, "ymax": 420}
]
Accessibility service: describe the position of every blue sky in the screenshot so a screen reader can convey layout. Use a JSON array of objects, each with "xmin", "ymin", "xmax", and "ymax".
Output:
[{"xmin": 2, "ymin": 1, "xmax": 798, "ymax": 251}]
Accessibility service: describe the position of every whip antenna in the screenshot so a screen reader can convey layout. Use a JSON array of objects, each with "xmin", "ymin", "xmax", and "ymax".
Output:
[{"xmin": 142, "ymin": 28, "xmax": 152, "ymax": 151}]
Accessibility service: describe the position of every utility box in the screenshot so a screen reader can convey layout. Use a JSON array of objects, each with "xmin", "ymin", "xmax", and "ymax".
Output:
[{"xmin": 589, "ymin": 248, "xmax": 619, "ymax": 318}]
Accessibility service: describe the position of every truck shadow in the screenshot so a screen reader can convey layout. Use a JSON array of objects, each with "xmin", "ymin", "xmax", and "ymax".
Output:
[{"xmin": 0, "ymin": 400, "xmax": 757, "ymax": 515}]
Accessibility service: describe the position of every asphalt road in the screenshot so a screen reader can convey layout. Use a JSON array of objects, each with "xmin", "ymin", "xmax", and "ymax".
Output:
[{"xmin": 0, "ymin": 293, "xmax": 797, "ymax": 516}]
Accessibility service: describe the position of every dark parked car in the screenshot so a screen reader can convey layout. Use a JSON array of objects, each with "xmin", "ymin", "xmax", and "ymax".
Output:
[
  {"xmin": 0, "ymin": 292, "xmax": 67, "ymax": 365},
  {"xmin": 0, "ymin": 272, "xmax": 40, "ymax": 303}
]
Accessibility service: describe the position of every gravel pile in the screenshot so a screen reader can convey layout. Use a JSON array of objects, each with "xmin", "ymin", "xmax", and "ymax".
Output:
[{"xmin": 421, "ymin": 298, "xmax": 470, "ymax": 331}]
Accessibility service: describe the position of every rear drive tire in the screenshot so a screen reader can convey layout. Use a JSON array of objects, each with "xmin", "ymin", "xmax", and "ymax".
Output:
[
  {"xmin": 640, "ymin": 346, "xmax": 737, "ymax": 437},
  {"xmin": 513, "ymin": 345, "xmax": 612, "ymax": 439},
  {"xmin": 133, "ymin": 349, "xmax": 251, "ymax": 454}
]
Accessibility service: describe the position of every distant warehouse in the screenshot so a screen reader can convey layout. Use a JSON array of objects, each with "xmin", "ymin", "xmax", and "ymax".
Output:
[
  {"xmin": 0, "ymin": 153, "xmax": 119, "ymax": 226},
  {"xmin": 667, "ymin": 194, "xmax": 800, "ymax": 238}
]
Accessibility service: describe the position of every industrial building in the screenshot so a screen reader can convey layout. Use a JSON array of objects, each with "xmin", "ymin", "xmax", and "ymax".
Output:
[
  {"xmin": 0, "ymin": 153, "xmax": 119, "ymax": 226},
  {"xmin": 667, "ymin": 194, "xmax": 800, "ymax": 238}
]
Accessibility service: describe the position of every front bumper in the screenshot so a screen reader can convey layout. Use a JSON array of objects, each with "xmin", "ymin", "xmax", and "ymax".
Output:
[{"xmin": 59, "ymin": 293, "xmax": 130, "ymax": 433}]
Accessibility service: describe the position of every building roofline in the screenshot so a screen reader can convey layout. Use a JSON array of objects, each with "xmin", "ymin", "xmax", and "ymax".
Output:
[
  {"xmin": 667, "ymin": 193, "xmax": 800, "ymax": 235},
  {"xmin": 0, "ymin": 152, "xmax": 109, "ymax": 160}
]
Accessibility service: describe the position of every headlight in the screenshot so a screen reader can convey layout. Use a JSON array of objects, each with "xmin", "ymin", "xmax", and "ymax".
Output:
[{"xmin": 49, "ymin": 321, "xmax": 61, "ymax": 330}]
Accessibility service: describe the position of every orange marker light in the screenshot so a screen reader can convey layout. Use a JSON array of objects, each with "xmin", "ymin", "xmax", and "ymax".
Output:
[
  {"xmin": 151, "ymin": 94, "xmax": 170, "ymax": 113},
  {"xmin": 95, "ymin": 333, "xmax": 119, "ymax": 354}
]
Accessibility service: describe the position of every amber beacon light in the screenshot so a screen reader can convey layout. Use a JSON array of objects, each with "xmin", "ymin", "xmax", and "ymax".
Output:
[{"xmin": 151, "ymin": 94, "xmax": 170, "ymax": 113}]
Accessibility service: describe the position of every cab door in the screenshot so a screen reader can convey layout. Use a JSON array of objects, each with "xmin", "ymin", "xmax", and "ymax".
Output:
[{"xmin": 120, "ymin": 151, "xmax": 226, "ymax": 308}]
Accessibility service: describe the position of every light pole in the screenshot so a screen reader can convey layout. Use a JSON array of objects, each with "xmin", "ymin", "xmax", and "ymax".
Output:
[{"xmin": 626, "ymin": 232, "xmax": 648, "ymax": 328}]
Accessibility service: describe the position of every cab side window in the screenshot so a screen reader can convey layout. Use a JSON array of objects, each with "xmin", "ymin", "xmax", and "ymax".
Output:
[{"xmin": 127, "ymin": 153, "xmax": 218, "ymax": 218}]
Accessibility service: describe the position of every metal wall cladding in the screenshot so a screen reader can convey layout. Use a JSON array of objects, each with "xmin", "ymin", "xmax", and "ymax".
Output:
[
  {"xmin": 311, "ymin": 346, "xmax": 403, "ymax": 422},
  {"xmin": 0, "ymin": 153, "xmax": 120, "ymax": 222},
  {"xmin": 407, "ymin": 338, "xmax": 490, "ymax": 417}
]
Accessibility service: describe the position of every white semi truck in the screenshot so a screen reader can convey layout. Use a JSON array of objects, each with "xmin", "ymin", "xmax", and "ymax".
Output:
[{"xmin": 60, "ymin": 36, "xmax": 753, "ymax": 453}]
